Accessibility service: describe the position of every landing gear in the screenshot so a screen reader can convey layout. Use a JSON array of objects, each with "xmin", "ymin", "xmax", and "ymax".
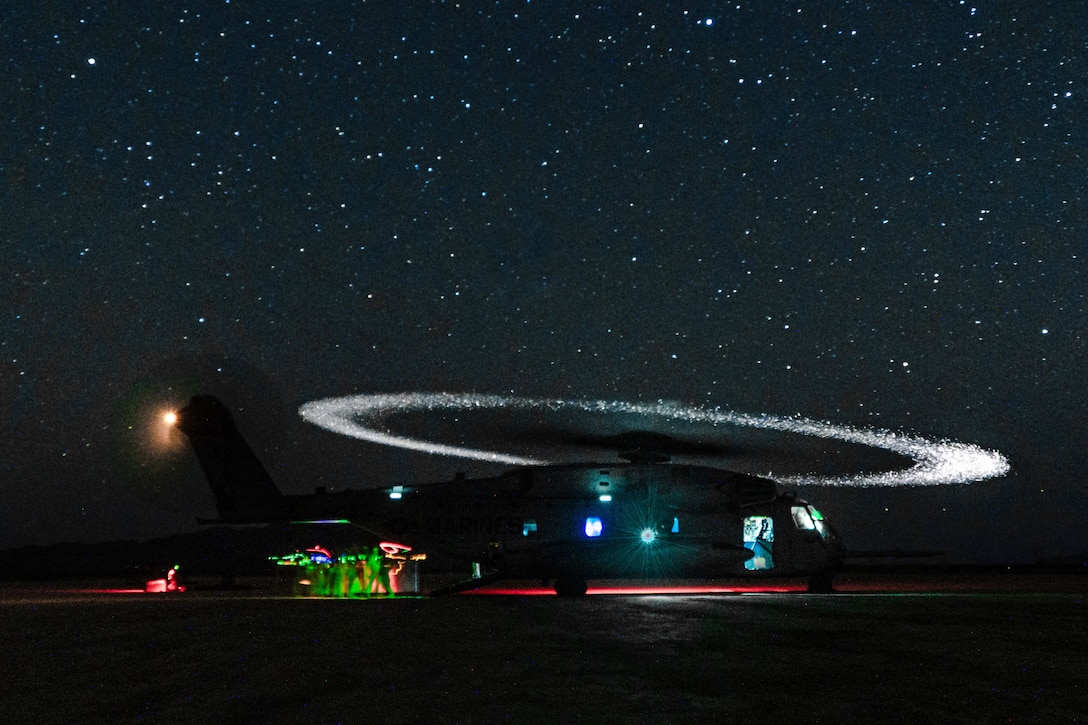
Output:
[
  {"xmin": 554, "ymin": 577, "xmax": 588, "ymax": 596},
  {"xmin": 807, "ymin": 571, "xmax": 835, "ymax": 593}
]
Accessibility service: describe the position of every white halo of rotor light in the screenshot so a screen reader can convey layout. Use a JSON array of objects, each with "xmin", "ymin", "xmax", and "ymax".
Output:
[{"xmin": 297, "ymin": 393, "xmax": 1010, "ymax": 486}]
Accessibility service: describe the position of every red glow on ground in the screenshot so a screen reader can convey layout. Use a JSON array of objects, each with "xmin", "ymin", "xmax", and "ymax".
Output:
[
  {"xmin": 144, "ymin": 578, "xmax": 187, "ymax": 593},
  {"xmin": 465, "ymin": 583, "xmax": 806, "ymax": 596},
  {"xmin": 63, "ymin": 583, "xmax": 188, "ymax": 595}
]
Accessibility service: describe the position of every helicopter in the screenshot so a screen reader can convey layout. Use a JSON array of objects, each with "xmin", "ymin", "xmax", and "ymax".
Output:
[{"xmin": 173, "ymin": 395, "xmax": 846, "ymax": 595}]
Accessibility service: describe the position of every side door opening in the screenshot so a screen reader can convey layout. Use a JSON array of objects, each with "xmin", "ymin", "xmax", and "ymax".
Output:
[{"xmin": 743, "ymin": 515, "xmax": 775, "ymax": 570}]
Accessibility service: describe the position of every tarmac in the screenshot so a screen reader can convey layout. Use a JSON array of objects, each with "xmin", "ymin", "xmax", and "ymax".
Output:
[{"xmin": 2, "ymin": 572, "xmax": 1085, "ymax": 723}]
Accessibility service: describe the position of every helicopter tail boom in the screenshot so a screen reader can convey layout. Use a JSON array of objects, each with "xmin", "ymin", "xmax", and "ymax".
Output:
[{"xmin": 174, "ymin": 395, "xmax": 284, "ymax": 522}]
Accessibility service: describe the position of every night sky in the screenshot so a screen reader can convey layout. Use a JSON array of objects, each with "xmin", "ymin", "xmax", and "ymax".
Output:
[{"xmin": 3, "ymin": 2, "xmax": 1085, "ymax": 563}]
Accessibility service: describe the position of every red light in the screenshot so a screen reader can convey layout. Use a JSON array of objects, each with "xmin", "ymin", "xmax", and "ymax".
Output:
[
  {"xmin": 379, "ymin": 541, "xmax": 412, "ymax": 555},
  {"xmin": 464, "ymin": 583, "xmax": 806, "ymax": 596}
]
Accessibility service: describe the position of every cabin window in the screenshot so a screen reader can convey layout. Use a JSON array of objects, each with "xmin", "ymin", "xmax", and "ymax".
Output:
[
  {"xmin": 742, "ymin": 516, "xmax": 774, "ymax": 570},
  {"xmin": 522, "ymin": 519, "xmax": 538, "ymax": 537}
]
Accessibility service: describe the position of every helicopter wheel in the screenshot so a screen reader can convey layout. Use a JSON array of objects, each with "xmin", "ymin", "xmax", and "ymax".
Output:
[
  {"xmin": 806, "ymin": 571, "xmax": 835, "ymax": 593},
  {"xmin": 554, "ymin": 577, "xmax": 588, "ymax": 597}
]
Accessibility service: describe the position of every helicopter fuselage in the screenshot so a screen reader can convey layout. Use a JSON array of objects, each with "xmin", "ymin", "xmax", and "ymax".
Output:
[{"xmin": 176, "ymin": 395, "xmax": 844, "ymax": 594}]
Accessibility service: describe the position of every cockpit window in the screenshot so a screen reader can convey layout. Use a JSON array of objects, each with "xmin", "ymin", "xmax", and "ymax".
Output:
[
  {"xmin": 791, "ymin": 506, "xmax": 816, "ymax": 530},
  {"xmin": 808, "ymin": 506, "xmax": 828, "ymax": 539}
]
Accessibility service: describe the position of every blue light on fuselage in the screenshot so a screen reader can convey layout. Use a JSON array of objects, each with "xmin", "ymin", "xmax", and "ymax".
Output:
[{"xmin": 585, "ymin": 517, "xmax": 603, "ymax": 537}]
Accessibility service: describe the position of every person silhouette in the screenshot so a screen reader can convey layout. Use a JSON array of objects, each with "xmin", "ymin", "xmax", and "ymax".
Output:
[{"xmin": 366, "ymin": 546, "xmax": 384, "ymax": 596}]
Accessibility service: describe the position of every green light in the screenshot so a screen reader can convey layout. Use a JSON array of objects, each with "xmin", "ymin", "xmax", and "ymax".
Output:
[{"xmin": 290, "ymin": 519, "xmax": 351, "ymax": 524}]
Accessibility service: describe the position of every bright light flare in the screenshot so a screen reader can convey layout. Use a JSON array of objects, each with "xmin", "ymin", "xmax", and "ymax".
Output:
[
  {"xmin": 298, "ymin": 393, "xmax": 1011, "ymax": 487},
  {"xmin": 149, "ymin": 407, "xmax": 186, "ymax": 454}
]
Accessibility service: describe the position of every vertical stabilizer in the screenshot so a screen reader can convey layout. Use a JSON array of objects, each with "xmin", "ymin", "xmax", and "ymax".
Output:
[{"xmin": 175, "ymin": 395, "xmax": 282, "ymax": 520}]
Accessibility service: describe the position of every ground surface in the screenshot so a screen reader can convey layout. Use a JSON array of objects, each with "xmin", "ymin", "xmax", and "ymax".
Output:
[{"xmin": 2, "ymin": 574, "xmax": 1084, "ymax": 723}]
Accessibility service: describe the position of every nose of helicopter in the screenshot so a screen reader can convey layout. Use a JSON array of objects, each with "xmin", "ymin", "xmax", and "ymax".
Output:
[{"xmin": 823, "ymin": 521, "xmax": 848, "ymax": 571}]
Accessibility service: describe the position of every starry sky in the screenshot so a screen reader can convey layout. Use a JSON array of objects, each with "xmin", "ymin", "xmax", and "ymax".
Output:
[{"xmin": 3, "ymin": 2, "xmax": 1085, "ymax": 563}]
